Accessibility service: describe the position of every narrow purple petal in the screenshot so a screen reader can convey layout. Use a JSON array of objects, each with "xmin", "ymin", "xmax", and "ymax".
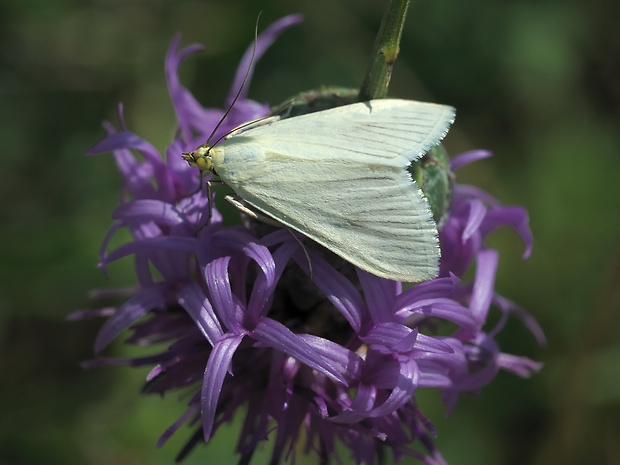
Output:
[
  {"xmin": 497, "ymin": 353, "xmax": 543, "ymax": 377},
  {"xmin": 469, "ymin": 250, "xmax": 498, "ymax": 324},
  {"xmin": 417, "ymin": 363, "xmax": 454, "ymax": 389},
  {"xmin": 201, "ymin": 334, "xmax": 245, "ymax": 440},
  {"xmin": 135, "ymin": 253, "xmax": 155, "ymax": 288},
  {"xmin": 453, "ymin": 184, "xmax": 501, "ymax": 207},
  {"xmin": 251, "ymin": 318, "xmax": 346, "ymax": 385},
  {"xmin": 204, "ymin": 257, "xmax": 243, "ymax": 333},
  {"xmin": 396, "ymin": 275, "xmax": 459, "ymax": 308},
  {"xmin": 103, "ymin": 237, "xmax": 197, "ymax": 265},
  {"xmin": 402, "ymin": 298, "xmax": 478, "ymax": 332},
  {"xmin": 410, "ymin": 333, "xmax": 456, "ymax": 354},
  {"xmin": 462, "ymin": 199, "xmax": 487, "ymax": 242},
  {"xmin": 86, "ymin": 131, "xmax": 138, "ymax": 155},
  {"xmin": 294, "ymin": 251, "xmax": 364, "ymax": 331},
  {"xmin": 366, "ymin": 357, "xmax": 419, "ymax": 417},
  {"xmin": 363, "ymin": 323, "xmax": 454, "ymax": 354},
  {"xmin": 157, "ymin": 406, "xmax": 198, "ymax": 447},
  {"xmin": 362, "ymin": 323, "xmax": 413, "ymax": 346},
  {"xmin": 357, "ymin": 270, "xmax": 398, "ymax": 324},
  {"xmin": 165, "ymin": 33, "xmax": 216, "ymax": 143},
  {"xmin": 177, "ymin": 282, "xmax": 224, "ymax": 346},
  {"xmin": 112, "ymin": 199, "xmax": 187, "ymax": 225},
  {"xmin": 330, "ymin": 383, "xmax": 377, "ymax": 424},
  {"xmin": 94, "ymin": 285, "xmax": 166, "ymax": 352},
  {"xmin": 246, "ymin": 239, "xmax": 299, "ymax": 321},
  {"xmin": 88, "ymin": 130, "xmax": 164, "ymax": 168},
  {"xmin": 67, "ymin": 307, "xmax": 116, "ymax": 320},
  {"xmin": 115, "ymin": 150, "xmax": 158, "ymax": 199},
  {"xmin": 212, "ymin": 228, "xmax": 276, "ymax": 297},
  {"xmin": 481, "ymin": 206, "xmax": 533, "ymax": 258},
  {"xmin": 98, "ymin": 221, "xmax": 122, "ymax": 278},
  {"xmin": 298, "ymin": 334, "xmax": 363, "ymax": 379},
  {"xmin": 450, "ymin": 150, "xmax": 492, "ymax": 171},
  {"xmin": 332, "ymin": 355, "xmax": 419, "ymax": 423},
  {"xmin": 493, "ymin": 293, "xmax": 546, "ymax": 345},
  {"xmin": 269, "ymin": 236, "xmax": 300, "ymax": 282}
]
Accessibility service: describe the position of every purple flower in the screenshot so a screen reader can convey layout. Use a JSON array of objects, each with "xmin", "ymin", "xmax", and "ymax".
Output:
[{"xmin": 75, "ymin": 15, "xmax": 543, "ymax": 465}]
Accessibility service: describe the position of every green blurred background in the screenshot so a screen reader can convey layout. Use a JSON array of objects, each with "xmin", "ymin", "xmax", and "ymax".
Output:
[{"xmin": 1, "ymin": 0, "xmax": 619, "ymax": 464}]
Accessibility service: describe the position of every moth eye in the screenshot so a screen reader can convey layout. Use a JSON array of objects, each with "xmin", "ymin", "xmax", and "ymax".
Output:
[{"xmin": 196, "ymin": 156, "xmax": 212, "ymax": 172}]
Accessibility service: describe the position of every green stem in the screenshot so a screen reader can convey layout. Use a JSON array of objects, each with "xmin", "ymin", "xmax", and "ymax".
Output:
[{"xmin": 358, "ymin": 0, "xmax": 411, "ymax": 101}]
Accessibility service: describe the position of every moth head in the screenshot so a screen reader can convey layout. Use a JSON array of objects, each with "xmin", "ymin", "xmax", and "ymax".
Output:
[{"xmin": 182, "ymin": 145, "xmax": 213, "ymax": 172}]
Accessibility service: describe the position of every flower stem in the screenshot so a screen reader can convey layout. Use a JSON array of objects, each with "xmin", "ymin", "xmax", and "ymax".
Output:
[{"xmin": 359, "ymin": 0, "xmax": 411, "ymax": 101}]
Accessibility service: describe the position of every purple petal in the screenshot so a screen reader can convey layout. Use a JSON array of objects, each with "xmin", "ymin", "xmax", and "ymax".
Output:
[
  {"xmin": 98, "ymin": 221, "xmax": 122, "ymax": 278},
  {"xmin": 94, "ymin": 285, "xmax": 166, "ymax": 352},
  {"xmin": 417, "ymin": 363, "xmax": 454, "ymax": 389},
  {"xmin": 201, "ymin": 334, "xmax": 245, "ymax": 440},
  {"xmin": 402, "ymin": 298, "xmax": 478, "ymax": 332},
  {"xmin": 112, "ymin": 199, "xmax": 187, "ymax": 225},
  {"xmin": 330, "ymin": 383, "xmax": 376, "ymax": 424},
  {"xmin": 362, "ymin": 323, "xmax": 413, "ymax": 347},
  {"xmin": 332, "ymin": 355, "xmax": 419, "ymax": 423},
  {"xmin": 67, "ymin": 307, "xmax": 116, "ymax": 320},
  {"xmin": 454, "ymin": 342, "xmax": 500, "ymax": 391},
  {"xmin": 395, "ymin": 275, "xmax": 459, "ymax": 307},
  {"xmin": 135, "ymin": 252, "xmax": 156, "ymax": 288},
  {"xmin": 176, "ymin": 282, "xmax": 224, "ymax": 346},
  {"xmin": 219, "ymin": 231, "xmax": 277, "ymax": 321},
  {"xmin": 165, "ymin": 35, "xmax": 225, "ymax": 145},
  {"xmin": 298, "ymin": 334, "xmax": 363, "ymax": 379},
  {"xmin": 204, "ymin": 257, "xmax": 243, "ymax": 333},
  {"xmin": 213, "ymin": 227, "xmax": 275, "ymax": 274},
  {"xmin": 462, "ymin": 199, "xmax": 487, "ymax": 242},
  {"xmin": 480, "ymin": 206, "xmax": 533, "ymax": 258},
  {"xmin": 469, "ymin": 249, "xmax": 498, "ymax": 325},
  {"xmin": 103, "ymin": 237, "xmax": 197, "ymax": 265},
  {"xmin": 293, "ymin": 251, "xmax": 364, "ymax": 332},
  {"xmin": 357, "ymin": 270, "xmax": 398, "ymax": 324},
  {"xmin": 86, "ymin": 130, "xmax": 138, "ymax": 155},
  {"xmin": 366, "ymin": 357, "xmax": 419, "ymax": 417},
  {"xmin": 493, "ymin": 293, "xmax": 546, "ymax": 345},
  {"xmin": 251, "ymin": 318, "xmax": 346, "ymax": 385},
  {"xmin": 157, "ymin": 407, "xmax": 198, "ymax": 447},
  {"xmin": 497, "ymin": 353, "xmax": 543, "ymax": 377},
  {"xmin": 453, "ymin": 184, "xmax": 501, "ymax": 207},
  {"xmin": 363, "ymin": 323, "xmax": 453, "ymax": 354},
  {"xmin": 450, "ymin": 150, "xmax": 492, "ymax": 171},
  {"xmin": 88, "ymin": 130, "xmax": 164, "ymax": 169},
  {"xmin": 269, "ymin": 235, "xmax": 300, "ymax": 282}
]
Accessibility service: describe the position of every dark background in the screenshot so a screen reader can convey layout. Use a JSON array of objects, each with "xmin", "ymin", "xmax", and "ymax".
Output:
[{"xmin": 1, "ymin": 0, "xmax": 619, "ymax": 464}]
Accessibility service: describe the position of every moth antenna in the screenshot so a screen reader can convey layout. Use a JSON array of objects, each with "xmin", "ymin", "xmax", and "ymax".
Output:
[
  {"xmin": 209, "ymin": 114, "xmax": 274, "ymax": 149},
  {"xmin": 205, "ymin": 11, "xmax": 262, "ymax": 148}
]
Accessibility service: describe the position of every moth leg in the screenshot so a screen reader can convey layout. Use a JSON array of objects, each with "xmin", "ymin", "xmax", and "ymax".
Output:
[
  {"xmin": 197, "ymin": 179, "xmax": 227, "ymax": 231},
  {"xmin": 183, "ymin": 171, "xmax": 205, "ymax": 199},
  {"xmin": 269, "ymin": 97, "xmax": 296, "ymax": 119},
  {"xmin": 224, "ymin": 194, "xmax": 314, "ymax": 279},
  {"xmin": 224, "ymin": 194, "xmax": 281, "ymax": 226}
]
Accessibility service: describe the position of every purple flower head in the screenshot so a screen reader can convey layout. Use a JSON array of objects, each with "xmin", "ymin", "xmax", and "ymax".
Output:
[{"xmin": 76, "ymin": 15, "xmax": 542, "ymax": 465}]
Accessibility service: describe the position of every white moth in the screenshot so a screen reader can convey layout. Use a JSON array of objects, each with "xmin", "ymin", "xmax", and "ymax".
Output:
[{"xmin": 183, "ymin": 99, "xmax": 455, "ymax": 282}]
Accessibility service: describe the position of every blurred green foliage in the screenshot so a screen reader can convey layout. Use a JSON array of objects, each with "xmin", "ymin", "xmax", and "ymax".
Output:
[{"xmin": 1, "ymin": 0, "xmax": 618, "ymax": 464}]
